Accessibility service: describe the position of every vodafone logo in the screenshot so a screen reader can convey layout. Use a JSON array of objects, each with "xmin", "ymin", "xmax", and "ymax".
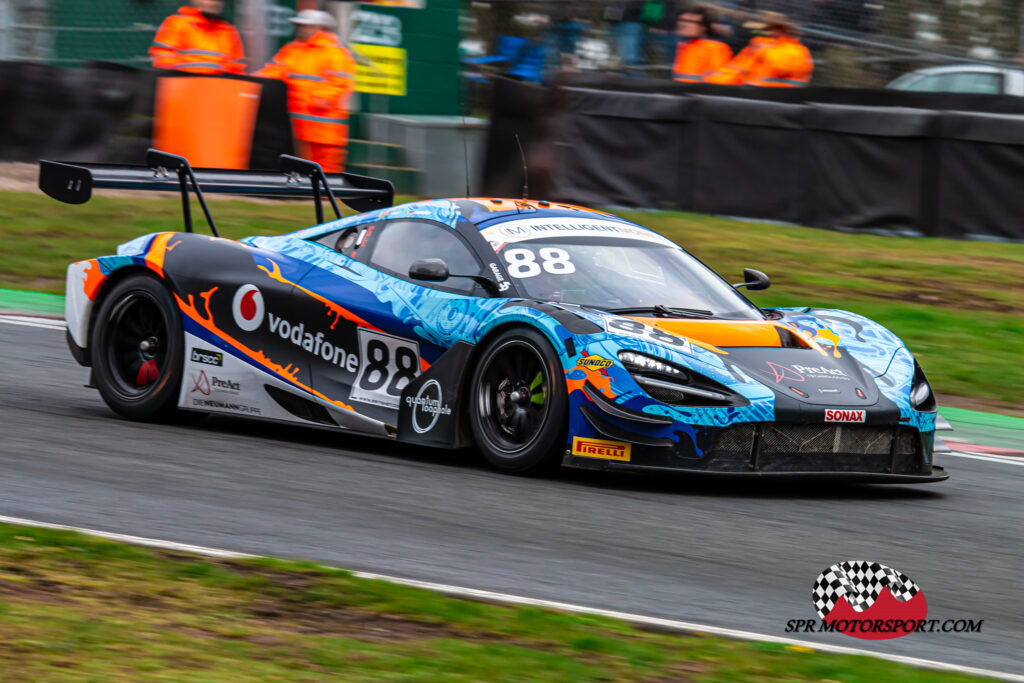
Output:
[
  {"xmin": 825, "ymin": 409, "xmax": 865, "ymax": 423},
  {"xmin": 232, "ymin": 284, "xmax": 265, "ymax": 332}
]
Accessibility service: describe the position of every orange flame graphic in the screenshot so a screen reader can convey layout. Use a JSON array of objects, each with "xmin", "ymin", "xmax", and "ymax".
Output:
[
  {"xmin": 176, "ymin": 287, "xmax": 353, "ymax": 412},
  {"xmin": 257, "ymin": 258, "xmax": 384, "ymax": 333},
  {"xmin": 81, "ymin": 260, "xmax": 106, "ymax": 301}
]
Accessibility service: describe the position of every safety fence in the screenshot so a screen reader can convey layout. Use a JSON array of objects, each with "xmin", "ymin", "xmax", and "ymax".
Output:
[{"xmin": 483, "ymin": 76, "xmax": 1024, "ymax": 241}]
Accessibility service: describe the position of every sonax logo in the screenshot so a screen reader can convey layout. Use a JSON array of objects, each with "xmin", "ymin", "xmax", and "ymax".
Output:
[
  {"xmin": 232, "ymin": 284, "xmax": 265, "ymax": 331},
  {"xmin": 571, "ymin": 437, "xmax": 631, "ymax": 462},
  {"xmin": 825, "ymin": 409, "xmax": 865, "ymax": 423}
]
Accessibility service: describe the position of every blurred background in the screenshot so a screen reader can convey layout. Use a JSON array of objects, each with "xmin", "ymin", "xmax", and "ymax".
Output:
[{"xmin": 3, "ymin": 0, "xmax": 1024, "ymax": 239}]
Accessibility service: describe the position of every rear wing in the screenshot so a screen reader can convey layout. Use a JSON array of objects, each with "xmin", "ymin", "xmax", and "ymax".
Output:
[{"xmin": 39, "ymin": 149, "xmax": 394, "ymax": 236}]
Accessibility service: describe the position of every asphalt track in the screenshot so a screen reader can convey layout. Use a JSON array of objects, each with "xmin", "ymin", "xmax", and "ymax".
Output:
[{"xmin": 1, "ymin": 320, "xmax": 1021, "ymax": 675}]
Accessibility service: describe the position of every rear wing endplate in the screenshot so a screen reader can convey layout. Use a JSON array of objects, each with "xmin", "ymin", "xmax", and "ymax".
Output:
[{"xmin": 39, "ymin": 149, "xmax": 395, "ymax": 235}]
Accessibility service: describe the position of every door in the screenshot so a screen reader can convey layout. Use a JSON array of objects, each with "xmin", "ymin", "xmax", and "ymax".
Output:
[{"xmin": 296, "ymin": 218, "xmax": 489, "ymax": 428}]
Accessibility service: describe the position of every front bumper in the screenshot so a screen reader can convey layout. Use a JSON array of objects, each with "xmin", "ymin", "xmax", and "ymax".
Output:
[{"xmin": 563, "ymin": 422, "xmax": 948, "ymax": 483}]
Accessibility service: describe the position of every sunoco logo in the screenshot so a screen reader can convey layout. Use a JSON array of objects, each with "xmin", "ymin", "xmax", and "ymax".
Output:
[
  {"xmin": 578, "ymin": 355, "xmax": 613, "ymax": 371},
  {"xmin": 406, "ymin": 379, "xmax": 451, "ymax": 434},
  {"xmin": 232, "ymin": 284, "xmax": 265, "ymax": 331}
]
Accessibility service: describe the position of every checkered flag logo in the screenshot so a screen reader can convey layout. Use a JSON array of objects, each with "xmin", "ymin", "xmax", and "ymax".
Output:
[{"xmin": 812, "ymin": 561, "xmax": 920, "ymax": 619}]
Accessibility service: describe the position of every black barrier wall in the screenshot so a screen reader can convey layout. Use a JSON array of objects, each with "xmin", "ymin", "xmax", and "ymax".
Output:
[
  {"xmin": 486, "ymin": 77, "xmax": 1024, "ymax": 240},
  {"xmin": 0, "ymin": 61, "xmax": 291, "ymax": 168}
]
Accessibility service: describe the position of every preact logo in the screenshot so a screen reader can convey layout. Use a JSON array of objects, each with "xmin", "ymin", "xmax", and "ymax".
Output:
[
  {"xmin": 825, "ymin": 409, "xmax": 865, "ymax": 423},
  {"xmin": 571, "ymin": 437, "xmax": 631, "ymax": 462},
  {"xmin": 190, "ymin": 370, "xmax": 211, "ymax": 395},
  {"xmin": 793, "ymin": 364, "xmax": 847, "ymax": 378},
  {"xmin": 762, "ymin": 362, "xmax": 804, "ymax": 383},
  {"xmin": 232, "ymin": 284, "xmax": 265, "ymax": 331},
  {"xmin": 812, "ymin": 561, "xmax": 927, "ymax": 640}
]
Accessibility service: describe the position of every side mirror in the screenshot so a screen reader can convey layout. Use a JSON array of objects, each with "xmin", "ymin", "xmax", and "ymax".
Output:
[
  {"xmin": 409, "ymin": 258, "xmax": 450, "ymax": 282},
  {"xmin": 733, "ymin": 268, "xmax": 771, "ymax": 291}
]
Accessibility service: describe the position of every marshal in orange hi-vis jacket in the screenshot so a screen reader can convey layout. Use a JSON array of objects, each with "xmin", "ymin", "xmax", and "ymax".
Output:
[
  {"xmin": 257, "ymin": 29, "xmax": 356, "ymax": 173},
  {"xmin": 149, "ymin": 6, "xmax": 245, "ymax": 75},
  {"xmin": 706, "ymin": 17, "xmax": 813, "ymax": 88},
  {"xmin": 672, "ymin": 38, "xmax": 732, "ymax": 83}
]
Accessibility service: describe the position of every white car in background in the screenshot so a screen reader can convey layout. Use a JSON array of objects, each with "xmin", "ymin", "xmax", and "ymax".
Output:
[{"xmin": 887, "ymin": 64, "xmax": 1024, "ymax": 95}]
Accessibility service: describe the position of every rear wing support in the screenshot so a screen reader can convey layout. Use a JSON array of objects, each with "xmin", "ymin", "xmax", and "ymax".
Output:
[
  {"xmin": 279, "ymin": 154, "xmax": 341, "ymax": 224},
  {"xmin": 39, "ymin": 149, "xmax": 395, "ymax": 234},
  {"xmin": 152, "ymin": 149, "xmax": 219, "ymax": 236}
]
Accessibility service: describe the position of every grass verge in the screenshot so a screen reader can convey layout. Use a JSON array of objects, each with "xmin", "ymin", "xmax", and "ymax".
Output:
[
  {"xmin": 1, "ymin": 190, "xmax": 1021, "ymax": 410},
  {"xmin": 0, "ymin": 522, "xmax": 992, "ymax": 681}
]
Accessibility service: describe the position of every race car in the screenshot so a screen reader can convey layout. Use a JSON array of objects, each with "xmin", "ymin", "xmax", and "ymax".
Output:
[{"xmin": 40, "ymin": 150, "xmax": 945, "ymax": 482}]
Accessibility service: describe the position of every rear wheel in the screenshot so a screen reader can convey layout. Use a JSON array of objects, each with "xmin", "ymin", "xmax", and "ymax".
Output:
[
  {"xmin": 469, "ymin": 328, "xmax": 567, "ymax": 473},
  {"xmin": 90, "ymin": 274, "xmax": 184, "ymax": 420}
]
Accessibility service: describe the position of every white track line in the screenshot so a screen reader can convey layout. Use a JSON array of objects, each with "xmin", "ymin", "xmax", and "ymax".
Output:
[
  {"xmin": 0, "ymin": 513, "xmax": 1019, "ymax": 682},
  {"xmin": 0, "ymin": 314, "xmax": 65, "ymax": 330},
  {"xmin": 945, "ymin": 451, "xmax": 1024, "ymax": 467}
]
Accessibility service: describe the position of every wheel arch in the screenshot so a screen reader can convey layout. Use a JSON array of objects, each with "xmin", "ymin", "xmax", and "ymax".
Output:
[
  {"xmin": 455, "ymin": 319, "xmax": 567, "ymax": 447},
  {"xmin": 78, "ymin": 265, "xmax": 178, "ymax": 366}
]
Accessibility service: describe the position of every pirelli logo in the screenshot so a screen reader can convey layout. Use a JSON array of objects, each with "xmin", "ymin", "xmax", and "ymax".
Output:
[{"xmin": 572, "ymin": 437, "xmax": 631, "ymax": 462}]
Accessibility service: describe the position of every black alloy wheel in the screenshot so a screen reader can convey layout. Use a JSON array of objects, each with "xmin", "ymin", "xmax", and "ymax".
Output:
[
  {"xmin": 469, "ymin": 328, "xmax": 567, "ymax": 473},
  {"xmin": 91, "ymin": 274, "xmax": 185, "ymax": 420}
]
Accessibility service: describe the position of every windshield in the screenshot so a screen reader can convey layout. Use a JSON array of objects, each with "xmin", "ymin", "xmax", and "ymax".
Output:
[{"xmin": 484, "ymin": 221, "xmax": 762, "ymax": 319}]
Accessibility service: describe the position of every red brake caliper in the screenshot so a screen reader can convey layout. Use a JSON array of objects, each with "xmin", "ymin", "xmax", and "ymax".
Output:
[{"xmin": 136, "ymin": 359, "xmax": 159, "ymax": 386}]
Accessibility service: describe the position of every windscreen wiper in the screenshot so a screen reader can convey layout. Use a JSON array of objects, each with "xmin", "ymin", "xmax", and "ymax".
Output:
[{"xmin": 606, "ymin": 305, "xmax": 716, "ymax": 319}]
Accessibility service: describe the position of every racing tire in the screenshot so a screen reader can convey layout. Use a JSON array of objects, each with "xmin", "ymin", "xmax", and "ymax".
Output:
[
  {"xmin": 90, "ymin": 274, "xmax": 184, "ymax": 421},
  {"xmin": 469, "ymin": 328, "xmax": 568, "ymax": 474}
]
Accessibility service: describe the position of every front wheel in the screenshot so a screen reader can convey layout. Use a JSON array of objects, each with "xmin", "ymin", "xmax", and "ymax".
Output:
[
  {"xmin": 90, "ymin": 274, "xmax": 184, "ymax": 421},
  {"xmin": 469, "ymin": 328, "xmax": 568, "ymax": 474}
]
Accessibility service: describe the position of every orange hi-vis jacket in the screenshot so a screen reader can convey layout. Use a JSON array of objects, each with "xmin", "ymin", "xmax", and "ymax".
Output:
[
  {"xmin": 672, "ymin": 38, "xmax": 732, "ymax": 83},
  {"xmin": 746, "ymin": 35, "xmax": 813, "ymax": 86},
  {"xmin": 705, "ymin": 36, "xmax": 773, "ymax": 85},
  {"xmin": 706, "ymin": 35, "xmax": 812, "ymax": 87},
  {"xmin": 256, "ymin": 31, "xmax": 356, "ymax": 146},
  {"xmin": 150, "ymin": 6, "xmax": 245, "ymax": 75}
]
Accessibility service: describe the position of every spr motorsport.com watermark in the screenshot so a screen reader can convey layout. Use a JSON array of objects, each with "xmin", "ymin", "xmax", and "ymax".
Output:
[{"xmin": 784, "ymin": 561, "xmax": 984, "ymax": 641}]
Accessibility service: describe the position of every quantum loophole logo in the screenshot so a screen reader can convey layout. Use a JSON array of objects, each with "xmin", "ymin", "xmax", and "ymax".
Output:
[
  {"xmin": 232, "ymin": 284, "xmax": 265, "ymax": 331},
  {"xmin": 812, "ymin": 561, "xmax": 927, "ymax": 640}
]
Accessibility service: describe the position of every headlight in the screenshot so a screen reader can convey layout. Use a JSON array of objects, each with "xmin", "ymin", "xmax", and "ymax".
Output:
[
  {"xmin": 618, "ymin": 351, "xmax": 687, "ymax": 379},
  {"xmin": 910, "ymin": 361, "xmax": 936, "ymax": 411},
  {"xmin": 910, "ymin": 381, "xmax": 931, "ymax": 407},
  {"xmin": 617, "ymin": 351, "xmax": 743, "ymax": 406}
]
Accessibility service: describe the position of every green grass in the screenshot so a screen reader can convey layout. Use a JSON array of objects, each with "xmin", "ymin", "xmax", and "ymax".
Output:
[
  {"xmin": 621, "ymin": 210, "xmax": 1024, "ymax": 411},
  {"xmin": 0, "ymin": 190, "xmax": 1021, "ymax": 409},
  {"xmin": 0, "ymin": 522, "xmax": 994, "ymax": 681}
]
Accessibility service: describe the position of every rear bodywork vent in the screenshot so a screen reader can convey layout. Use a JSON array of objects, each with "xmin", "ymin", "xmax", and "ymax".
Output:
[{"xmin": 264, "ymin": 385, "xmax": 337, "ymax": 426}]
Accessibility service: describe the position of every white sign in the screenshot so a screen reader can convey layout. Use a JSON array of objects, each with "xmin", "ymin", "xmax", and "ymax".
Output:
[
  {"xmin": 350, "ymin": 328, "xmax": 420, "ymax": 409},
  {"xmin": 351, "ymin": 10, "xmax": 403, "ymax": 47},
  {"xmin": 483, "ymin": 217, "xmax": 675, "ymax": 249}
]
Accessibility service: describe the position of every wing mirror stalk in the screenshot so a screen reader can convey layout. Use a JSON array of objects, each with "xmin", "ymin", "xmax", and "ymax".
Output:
[
  {"xmin": 409, "ymin": 259, "xmax": 501, "ymax": 296},
  {"xmin": 732, "ymin": 268, "xmax": 771, "ymax": 291}
]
